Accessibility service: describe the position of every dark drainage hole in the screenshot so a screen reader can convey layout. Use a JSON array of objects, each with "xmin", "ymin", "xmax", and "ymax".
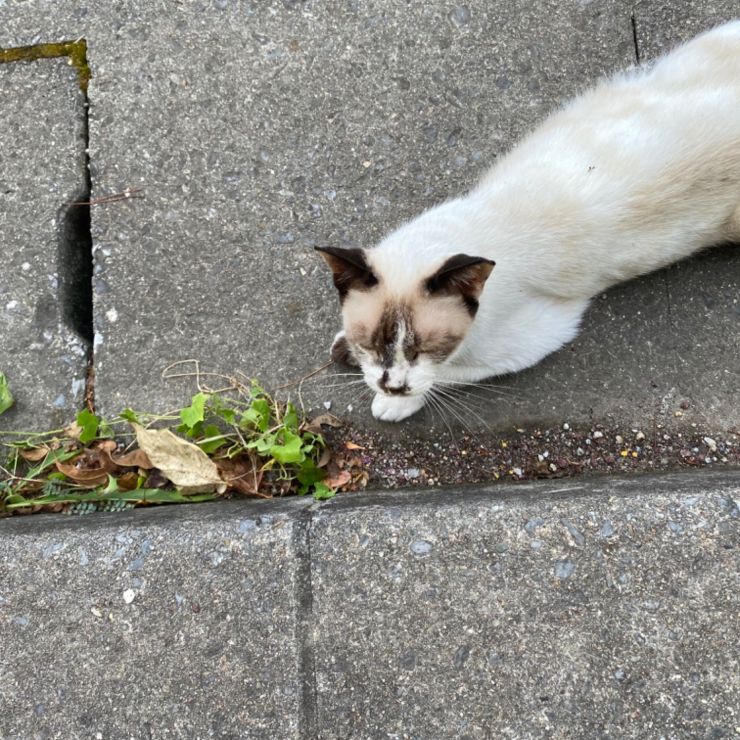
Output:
[{"xmin": 59, "ymin": 193, "xmax": 93, "ymax": 343}]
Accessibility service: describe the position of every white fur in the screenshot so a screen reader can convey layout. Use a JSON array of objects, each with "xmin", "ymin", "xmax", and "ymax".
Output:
[{"xmin": 359, "ymin": 21, "xmax": 740, "ymax": 421}]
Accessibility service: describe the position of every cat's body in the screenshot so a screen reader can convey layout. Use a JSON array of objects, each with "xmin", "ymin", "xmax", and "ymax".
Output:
[{"xmin": 317, "ymin": 21, "xmax": 740, "ymax": 422}]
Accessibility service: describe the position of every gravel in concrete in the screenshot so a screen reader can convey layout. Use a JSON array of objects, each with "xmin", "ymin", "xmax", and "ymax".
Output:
[
  {"xmin": 0, "ymin": 57, "xmax": 89, "ymax": 430},
  {"xmin": 0, "ymin": 499, "xmax": 308, "ymax": 739},
  {"xmin": 2, "ymin": 471, "xmax": 737, "ymax": 738},
  {"xmin": 309, "ymin": 472, "xmax": 740, "ymax": 739}
]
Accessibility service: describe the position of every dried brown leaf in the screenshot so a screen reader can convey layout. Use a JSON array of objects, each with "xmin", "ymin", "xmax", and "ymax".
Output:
[
  {"xmin": 64, "ymin": 420, "xmax": 83, "ymax": 440},
  {"xmin": 92, "ymin": 439, "xmax": 117, "ymax": 453},
  {"xmin": 111, "ymin": 449, "xmax": 153, "ymax": 469},
  {"xmin": 303, "ymin": 413, "xmax": 344, "ymax": 434},
  {"xmin": 55, "ymin": 459, "xmax": 108, "ymax": 488},
  {"xmin": 324, "ymin": 469, "xmax": 352, "ymax": 491},
  {"xmin": 19, "ymin": 446, "xmax": 50, "ymax": 462},
  {"xmin": 144, "ymin": 469, "xmax": 171, "ymax": 490},
  {"xmin": 344, "ymin": 441, "xmax": 364, "ymax": 450},
  {"xmin": 215, "ymin": 454, "xmax": 265, "ymax": 497},
  {"xmin": 116, "ymin": 472, "xmax": 141, "ymax": 491},
  {"xmin": 317, "ymin": 446, "xmax": 332, "ymax": 469},
  {"xmin": 132, "ymin": 423, "xmax": 226, "ymax": 494}
]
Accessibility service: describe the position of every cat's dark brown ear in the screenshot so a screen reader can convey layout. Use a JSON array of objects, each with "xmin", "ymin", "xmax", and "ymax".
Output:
[
  {"xmin": 315, "ymin": 246, "xmax": 378, "ymax": 301},
  {"xmin": 425, "ymin": 254, "xmax": 495, "ymax": 314}
]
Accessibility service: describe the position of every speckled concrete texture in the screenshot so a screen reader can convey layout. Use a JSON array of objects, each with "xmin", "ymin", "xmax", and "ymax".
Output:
[
  {"xmin": 0, "ymin": 58, "xmax": 89, "ymax": 430},
  {"xmin": 0, "ymin": 2, "xmax": 737, "ymax": 434},
  {"xmin": 309, "ymin": 472, "xmax": 740, "ymax": 739},
  {"xmin": 633, "ymin": 0, "xmax": 740, "ymax": 60},
  {"xmin": 84, "ymin": 0, "xmax": 738, "ymax": 433},
  {"xmin": 0, "ymin": 499, "xmax": 308, "ymax": 739},
  {"xmin": 1, "ymin": 472, "xmax": 737, "ymax": 738}
]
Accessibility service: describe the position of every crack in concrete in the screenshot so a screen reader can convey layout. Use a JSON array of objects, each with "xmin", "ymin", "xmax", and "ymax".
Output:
[{"xmin": 630, "ymin": 11, "xmax": 641, "ymax": 65}]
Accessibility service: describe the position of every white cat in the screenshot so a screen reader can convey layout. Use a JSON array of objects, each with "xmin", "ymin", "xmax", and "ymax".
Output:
[{"xmin": 317, "ymin": 21, "xmax": 740, "ymax": 422}]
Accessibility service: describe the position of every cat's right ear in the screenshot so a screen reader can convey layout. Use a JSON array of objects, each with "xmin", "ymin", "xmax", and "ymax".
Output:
[{"xmin": 315, "ymin": 247, "xmax": 378, "ymax": 300}]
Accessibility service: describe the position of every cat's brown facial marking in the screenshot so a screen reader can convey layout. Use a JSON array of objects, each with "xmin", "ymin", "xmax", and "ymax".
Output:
[
  {"xmin": 424, "ymin": 254, "xmax": 496, "ymax": 316},
  {"xmin": 317, "ymin": 248, "xmax": 495, "ymax": 395},
  {"xmin": 345, "ymin": 292, "xmax": 469, "ymax": 369},
  {"xmin": 315, "ymin": 246, "xmax": 377, "ymax": 302},
  {"xmin": 367, "ymin": 304, "xmax": 415, "ymax": 367}
]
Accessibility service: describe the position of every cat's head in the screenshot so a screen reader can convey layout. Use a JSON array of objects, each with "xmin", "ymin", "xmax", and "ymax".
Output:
[{"xmin": 316, "ymin": 246, "xmax": 494, "ymax": 398}]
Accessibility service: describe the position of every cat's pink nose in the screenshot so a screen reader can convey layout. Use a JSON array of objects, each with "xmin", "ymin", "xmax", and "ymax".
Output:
[{"xmin": 379, "ymin": 371, "xmax": 409, "ymax": 395}]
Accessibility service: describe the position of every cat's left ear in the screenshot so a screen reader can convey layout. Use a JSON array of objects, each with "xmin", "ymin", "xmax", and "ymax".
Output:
[
  {"xmin": 315, "ymin": 246, "xmax": 378, "ymax": 300},
  {"xmin": 426, "ymin": 254, "xmax": 495, "ymax": 311}
]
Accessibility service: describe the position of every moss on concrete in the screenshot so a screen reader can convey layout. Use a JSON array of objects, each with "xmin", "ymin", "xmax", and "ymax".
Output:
[{"xmin": 0, "ymin": 40, "xmax": 90, "ymax": 92}]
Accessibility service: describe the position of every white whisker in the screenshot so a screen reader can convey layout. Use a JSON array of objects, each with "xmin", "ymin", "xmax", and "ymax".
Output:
[
  {"xmin": 430, "ymin": 387, "xmax": 487, "ymax": 431},
  {"xmin": 429, "ymin": 388, "xmax": 479, "ymax": 434},
  {"xmin": 436, "ymin": 379, "xmax": 520, "ymax": 399},
  {"xmin": 425, "ymin": 392, "xmax": 460, "ymax": 449}
]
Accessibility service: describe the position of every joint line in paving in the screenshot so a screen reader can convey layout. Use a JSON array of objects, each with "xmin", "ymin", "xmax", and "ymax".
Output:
[
  {"xmin": 294, "ymin": 506, "xmax": 319, "ymax": 738},
  {"xmin": 630, "ymin": 11, "xmax": 642, "ymax": 65}
]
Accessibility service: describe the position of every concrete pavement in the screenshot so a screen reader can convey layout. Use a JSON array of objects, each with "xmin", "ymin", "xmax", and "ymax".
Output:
[
  {"xmin": 0, "ymin": 1, "xmax": 737, "ymax": 435},
  {"xmin": 1, "ymin": 470, "xmax": 738, "ymax": 738}
]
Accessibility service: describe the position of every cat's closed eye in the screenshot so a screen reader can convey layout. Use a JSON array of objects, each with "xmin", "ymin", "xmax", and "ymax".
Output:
[{"xmin": 355, "ymin": 344, "xmax": 380, "ymax": 359}]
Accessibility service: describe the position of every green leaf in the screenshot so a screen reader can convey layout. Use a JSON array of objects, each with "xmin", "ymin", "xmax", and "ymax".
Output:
[
  {"xmin": 198, "ymin": 424, "xmax": 227, "ymax": 455},
  {"xmin": 76, "ymin": 408, "xmax": 100, "ymax": 444},
  {"xmin": 176, "ymin": 420, "xmax": 203, "ymax": 438},
  {"xmin": 270, "ymin": 431, "xmax": 305, "ymax": 465},
  {"xmin": 210, "ymin": 398, "xmax": 237, "ymax": 426},
  {"xmin": 0, "ymin": 372, "xmax": 14, "ymax": 416},
  {"xmin": 4, "ymin": 487, "xmax": 220, "ymax": 509},
  {"xmin": 102, "ymin": 474, "xmax": 119, "ymax": 494},
  {"xmin": 296, "ymin": 460, "xmax": 325, "ymax": 487},
  {"xmin": 312, "ymin": 482, "xmax": 335, "ymax": 500},
  {"xmin": 247, "ymin": 434, "xmax": 275, "ymax": 455},
  {"xmin": 283, "ymin": 403, "xmax": 299, "ymax": 432},
  {"xmin": 240, "ymin": 397, "xmax": 271, "ymax": 433},
  {"xmin": 119, "ymin": 408, "xmax": 139, "ymax": 424},
  {"xmin": 180, "ymin": 392, "xmax": 209, "ymax": 430},
  {"xmin": 250, "ymin": 380, "xmax": 266, "ymax": 398}
]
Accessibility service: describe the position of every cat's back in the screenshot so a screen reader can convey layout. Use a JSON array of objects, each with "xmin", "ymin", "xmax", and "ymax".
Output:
[
  {"xmin": 644, "ymin": 19, "xmax": 740, "ymax": 90},
  {"xmin": 475, "ymin": 21, "xmax": 740, "ymax": 296},
  {"xmin": 492, "ymin": 21, "xmax": 740, "ymax": 183}
]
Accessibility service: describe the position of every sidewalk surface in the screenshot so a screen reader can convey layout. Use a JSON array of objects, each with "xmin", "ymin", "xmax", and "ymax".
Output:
[
  {"xmin": 2, "ymin": 471, "xmax": 738, "ymax": 738},
  {"xmin": 1, "ymin": 2, "xmax": 739, "ymax": 738},
  {"xmin": 0, "ymin": 0, "xmax": 738, "ymax": 434}
]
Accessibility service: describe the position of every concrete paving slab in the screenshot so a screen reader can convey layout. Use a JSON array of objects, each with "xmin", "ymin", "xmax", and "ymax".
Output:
[
  {"xmin": 0, "ymin": 499, "xmax": 309, "ymax": 740},
  {"xmin": 309, "ymin": 472, "xmax": 740, "ymax": 739},
  {"xmin": 0, "ymin": 2, "xmax": 737, "ymax": 440},
  {"xmin": 1, "ymin": 471, "xmax": 737, "ymax": 738},
  {"xmin": 1, "ymin": 0, "xmax": 634, "ymax": 424},
  {"xmin": 633, "ymin": 0, "xmax": 740, "ymax": 60},
  {"xmin": 0, "ymin": 57, "xmax": 89, "ymax": 430},
  {"xmin": 81, "ymin": 0, "xmax": 638, "ymax": 423}
]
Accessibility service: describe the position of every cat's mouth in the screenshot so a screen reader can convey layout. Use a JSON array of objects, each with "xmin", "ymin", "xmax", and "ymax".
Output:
[
  {"xmin": 372, "ymin": 379, "xmax": 430, "ymax": 398},
  {"xmin": 378, "ymin": 383, "xmax": 410, "ymax": 396}
]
